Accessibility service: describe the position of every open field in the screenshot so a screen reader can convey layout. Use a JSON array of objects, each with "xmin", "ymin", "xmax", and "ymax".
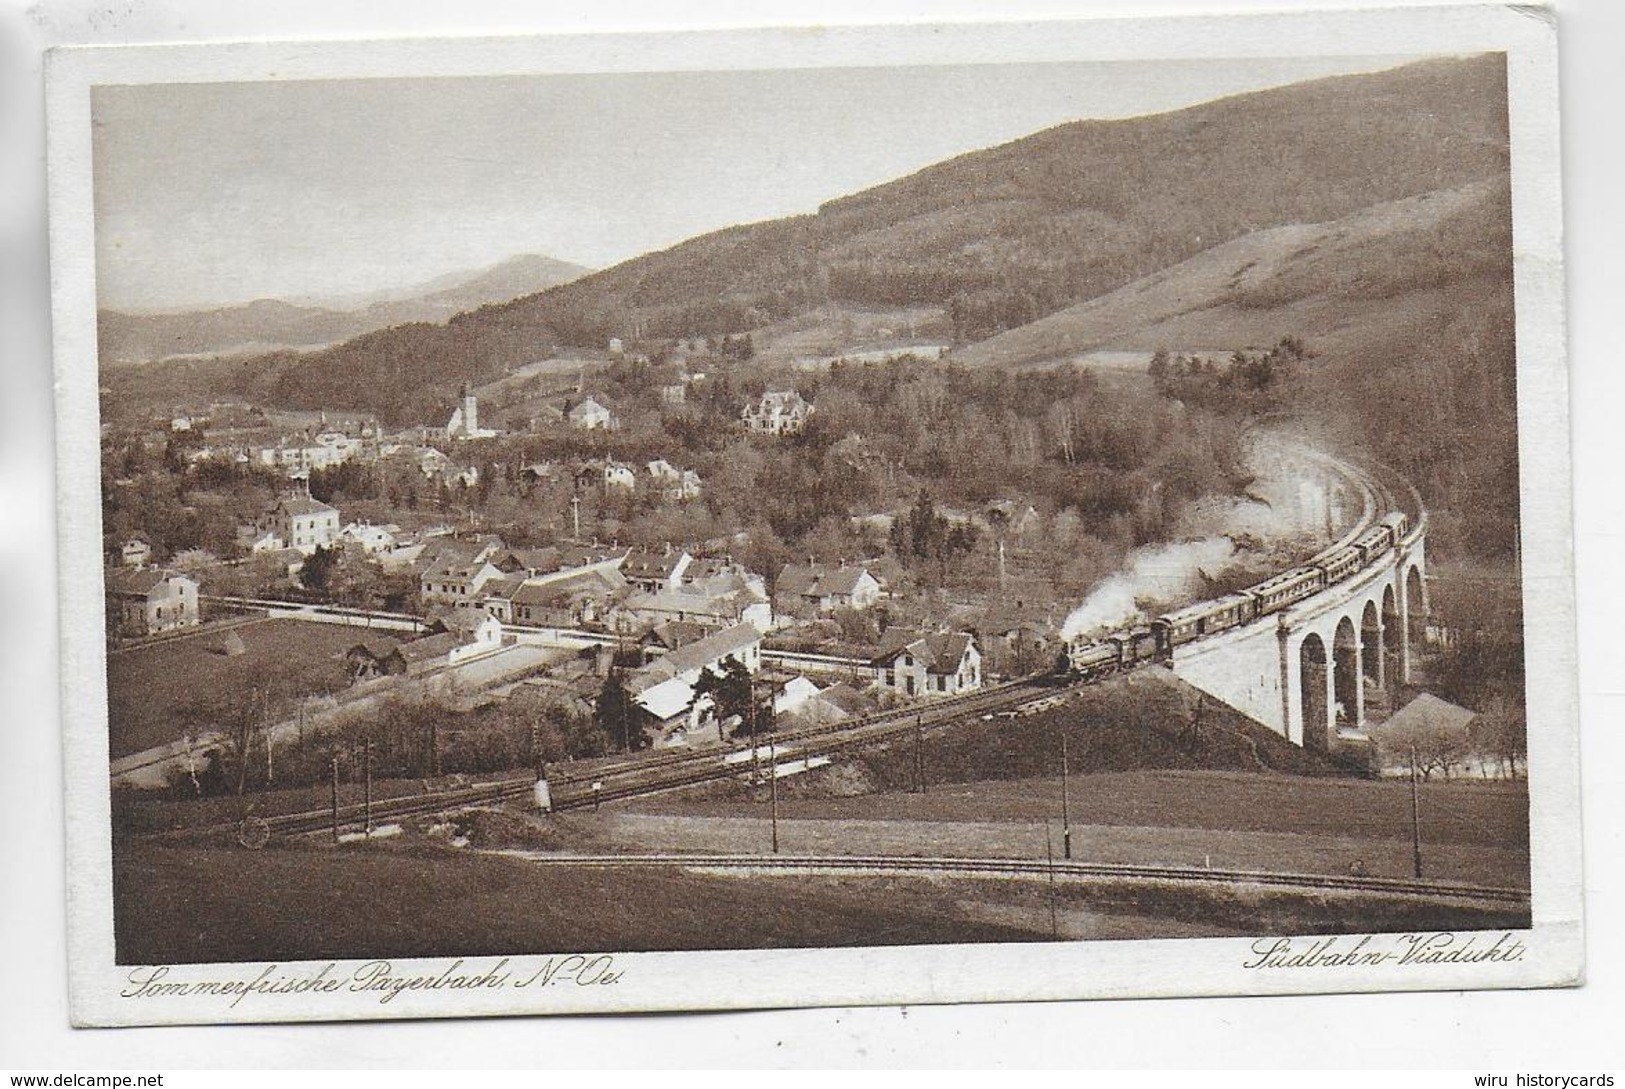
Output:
[
  {"xmin": 608, "ymin": 768, "xmax": 1528, "ymax": 888},
  {"xmin": 632, "ymin": 769, "xmax": 1528, "ymax": 851},
  {"xmin": 106, "ymin": 617, "xmax": 399, "ymax": 759},
  {"xmin": 112, "ymin": 841, "xmax": 1051, "ymax": 963}
]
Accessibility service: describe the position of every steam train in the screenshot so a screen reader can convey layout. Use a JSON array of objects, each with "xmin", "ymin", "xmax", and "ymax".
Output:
[{"xmin": 1059, "ymin": 511, "xmax": 1409, "ymax": 681}]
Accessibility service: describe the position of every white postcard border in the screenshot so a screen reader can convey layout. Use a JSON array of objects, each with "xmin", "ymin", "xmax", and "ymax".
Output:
[{"xmin": 46, "ymin": 3, "xmax": 1579, "ymax": 1027}]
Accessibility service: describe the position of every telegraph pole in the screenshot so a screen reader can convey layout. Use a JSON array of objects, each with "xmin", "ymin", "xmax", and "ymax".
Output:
[
  {"xmin": 914, "ymin": 713, "xmax": 925, "ymax": 794},
  {"xmin": 329, "ymin": 752, "xmax": 340, "ymax": 845},
  {"xmin": 1060, "ymin": 731, "xmax": 1073, "ymax": 860},
  {"xmin": 1044, "ymin": 822, "xmax": 1060, "ymax": 939},
  {"xmin": 1409, "ymin": 743, "xmax": 1424, "ymax": 878},
  {"xmin": 769, "ymin": 747, "xmax": 780, "ymax": 855},
  {"xmin": 363, "ymin": 739, "xmax": 374, "ymax": 836}
]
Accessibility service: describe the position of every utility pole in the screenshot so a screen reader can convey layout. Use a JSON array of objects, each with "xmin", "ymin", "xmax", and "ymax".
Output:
[
  {"xmin": 1044, "ymin": 821, "xmax": 1060, "ymax": 940},
  {"xmin": 914, "ymin": 713, "xmax": 925, "ymax": 795},
  {"xmin": 329, "ymin": 752, "xmax": 340, "ymax": 845},
  {"xmin": 1060, "ymin": 731, "xmax": 1072, "ymax": 860},
  {"xmin": 363, "ymin": 739, "xmax": 374, "ymax": 836},
  {"xmin": 769, "ymin": 746, "xmax": 780, "ymax": 855},
  {"xmin": 1409, "ymin": 743, "xmax": 1424, "ymax": 878}
]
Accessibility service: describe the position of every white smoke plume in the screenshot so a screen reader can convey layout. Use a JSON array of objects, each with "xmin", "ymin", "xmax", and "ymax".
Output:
[
  {"xmin": 1061, "ymin": 537, "xmax": 1237, "ymax": 641},
  {"xmin": 1059, "ymin": 433, "xmax": 1333, "ymax": 642}
]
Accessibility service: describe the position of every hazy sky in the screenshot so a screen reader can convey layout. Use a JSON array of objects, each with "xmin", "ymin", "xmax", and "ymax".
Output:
[{"xmin": 93, "ymin": 55, "xmax": 1419, "ymax": 313}]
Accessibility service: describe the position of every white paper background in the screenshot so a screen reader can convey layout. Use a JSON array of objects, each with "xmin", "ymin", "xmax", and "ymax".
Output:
[{"xmin": 3, "ymin": 0, "xmax": 1621, "ymax": 1069}]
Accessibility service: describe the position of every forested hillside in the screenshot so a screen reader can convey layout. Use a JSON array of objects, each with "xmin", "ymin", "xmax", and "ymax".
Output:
[{"xmin": 110, "ymin": 54, "xmax": 1509, "ymax": 429}]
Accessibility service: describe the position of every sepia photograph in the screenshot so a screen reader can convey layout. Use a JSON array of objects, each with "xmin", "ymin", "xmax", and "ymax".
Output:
[{"xmin": 41, "ymin": 3, "xmax": 1578, "ymax": 1027}]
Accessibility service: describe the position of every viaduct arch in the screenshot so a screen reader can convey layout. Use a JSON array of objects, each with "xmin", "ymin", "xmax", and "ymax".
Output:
[{"xmin": 1168, "ymin": 508, "xmax": 1428, "ymax": 749}]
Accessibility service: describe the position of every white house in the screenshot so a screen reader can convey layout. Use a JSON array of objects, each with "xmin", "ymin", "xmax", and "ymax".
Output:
[
  {"xmin": 255, "ymin": 494, "xmax": 341, "ymax": 555},
  {"xmin": 626, "ymin": 622, "xmax": 764, "ymax": 733},
  {"xmin": 420, "ymin": 560, "xmax": 503, "ymax": 607},
  {"xmin": 742, "ymin": 390, "xmax": 813, "ymax": 435},
  {"xmin": 568, "ymin": 397, "xmax": 616, "ymax": 430},
  {"xmin": 648, "ymin": 459, "xmax": 702, "ymax": 500},
  {"xmin": 775, "ymin": 562, "xmax": 882, "ymax": 616},
  {"xmin": 870, "ymin": 631, "xmax": 982, "ymax": 698},
  {"xmin": 340, "ymin": 522, "xmax": 400, "ymax": 555},
  {"xmin": 622, "ymin": 548, "xmax": 693, "ymax": 594},
  {"xmin": 120, "ymin": 539, "xmax": 152, "ymax": 568},
  {"xmin": 109, "ymin": 569, "xmax": 200, "ymax": 636}
]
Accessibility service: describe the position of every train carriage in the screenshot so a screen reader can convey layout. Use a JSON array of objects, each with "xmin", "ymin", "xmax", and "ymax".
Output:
[
  {"xmin": 1151, "ymin": 593, "xmax": 1256, "ymax": 655},
  {"xmin": 1352, "ymin": 525, "xmax": 1395, "ymax": 565},
  {"xmin": 1315, "ymin": 545, "xmax": 1363, "ymax": 585},
  {"xmin": 1245, "ymin": 566, "xmax": 1324, "ymax": 617}
]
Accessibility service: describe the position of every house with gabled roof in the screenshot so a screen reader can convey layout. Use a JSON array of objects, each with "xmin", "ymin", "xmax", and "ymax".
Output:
[
  {"xmin": 119, "ymin": 539, "xmax": 153, "ymax": 568},
  {"xmin": 622, "ymin": 547, "xmax": 693, "ymax": 594},
  {"xmin": 108, "ymin": 568, "xmax": 200, "ymax": 636},
  {"xmin": 612, "ymin": 571, "xmax": 771, "ymax": 634},
  {"xmin": 510, "ymin": 567, "xmax": 628, "ymax": 628},
  {"xmin": 870, "ymin": 630, "xmax": 982, "ymax": 698},
  {"xmin": 567, "ymin": 396, "xmax": 616, "ymax": 430},
  {"xmin": 255, "ymin": 493, "xmax": 340, "ymax": 554},
  {"xmin": 742, "ymin": 389, "xmax": 813, "ymax": 435},
  {"xmin": 419, "ymin": 559, "xmax": 503, "ymax": 608},
  {"xmin": 625, "ymin": 622, "xmax": 764, "ymax": 734},
  {"xmin": 775, "ymin": 562, "xmax": 882, "ymax": 617}
]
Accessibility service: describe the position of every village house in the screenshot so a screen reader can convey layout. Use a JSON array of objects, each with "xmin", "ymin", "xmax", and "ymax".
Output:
[
  {"xmin": 476, "ymin": 575, "xmax": 525, "ymax": 623},
  {"xmin": 965, "ymin": 602, "xmax": 1057, "ymax": 678},
  {"xmin": 419, "ymin": 559, "xmax": 503, "ymax": 608},
  {"xmin": 108, "ymin": 569, "xmax": 200, "ymax": 637},
  {"xmin": 235, "ymin": 526, "xmax": 285, "ymax": 555},
  {"xmin": 567, "ymin": 396, "xmax": 616, "ymax": 431},
  {"xmin": 870, "ymin": 631, "xmax": 983, "ymax": 698},
  {"xmin": 742, "ymin": 389, "xmax": 814, "ymax": 435},
  {"xmin": 339, "ymin": 522, "xmax": 400, "ymax": 555},
  {"xmin": 775, "ymin": 562, "xmax": 883, "ymax": 617},
  {"xmin": 509, "ymin": 566, "xmax": 628, "ymax": 628},
  {"xmin": 414, "ymin": 446, "xmax": 453, "ymax": 478},
  {"xmin": 252, "ymin": 438, "xmax": 354, "ymax": 476},
  {"xmin": 254, "ymin": 494, "xmax": 340, "ymax": 555},
  {"xmin": 626, "ymin": 621, "xmax": 764, "ymax": 737},
  {"xmin": 612, "ymin": 571, "xmax": 772, "ymax": 634},
  {"xmin": 119, "ymin": 539, "xmax": 152, "ymax": 568},
  {"xmin": 602, "ymin": 461, "xmax": 636, "ymax": 490},
  {"xmin": 647, "ymin": 459, "xmax": 702, "ymax": 500},
  {"xmin": 435, "ymin": 607, "xmax": 506, "ymax": 648},
  {"xmin": 639, "ymin": 619, "xmax": 709, "ymax": 661},
  {"xmin": 622, "ymin": 547, "xmax": 693, "ymax": 594}
]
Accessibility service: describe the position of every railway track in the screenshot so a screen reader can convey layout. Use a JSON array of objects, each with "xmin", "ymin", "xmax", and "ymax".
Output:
[
  {"xmin": 497, "ymin": 851, "xmax": 1530, "ymax": 907},
  {"xmin": 159, "ymin": 674, "xmax": 1067, "ymax": 841}
]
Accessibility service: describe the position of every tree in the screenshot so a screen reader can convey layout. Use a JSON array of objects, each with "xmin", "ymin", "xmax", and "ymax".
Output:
[
  {"xmin": 694, "ymin": 656, "xmax": 754, "ymax": 729},
  {"xmin": 301, "ymin": 544, "xmax": 340, "ymax": 593},
  {"xmin": 596, "ymin": 669, "xmax": 646, "ymax": 753}
]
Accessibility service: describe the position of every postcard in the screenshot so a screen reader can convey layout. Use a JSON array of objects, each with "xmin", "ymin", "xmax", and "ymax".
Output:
[{"xmin": 45, "ymin": 3, "xmax": 1578, "ymax": 1026}]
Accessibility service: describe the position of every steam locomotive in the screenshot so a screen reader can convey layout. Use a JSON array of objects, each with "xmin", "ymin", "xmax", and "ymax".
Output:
[{"xmin": 1060, "ymin": 511, "xmax": 1409, "ymax": 680}]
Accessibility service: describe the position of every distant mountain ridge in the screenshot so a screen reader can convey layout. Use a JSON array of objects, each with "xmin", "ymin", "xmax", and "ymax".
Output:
[
  {"xmin": 98, "ymin": 252, "xmax": 591, "ymax": 365},
  {"xmin": 110, "ymin": 54, "xmax": 1509, "ymax": 428}
]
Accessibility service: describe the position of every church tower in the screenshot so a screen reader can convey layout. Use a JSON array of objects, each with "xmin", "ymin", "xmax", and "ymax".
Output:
[{"xmin": 460, "ymin": 382, "xmax": 478, "ymax": 435}]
